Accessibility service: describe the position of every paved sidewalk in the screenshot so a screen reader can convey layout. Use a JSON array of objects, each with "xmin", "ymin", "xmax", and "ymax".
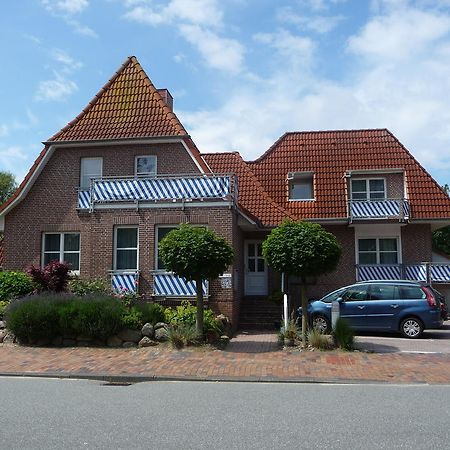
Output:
[{"xmin": 1, "ymin": 332, "xmax": 450, "ymax": 384}]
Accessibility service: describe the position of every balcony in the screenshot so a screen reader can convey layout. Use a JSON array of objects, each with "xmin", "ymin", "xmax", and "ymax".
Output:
[
  {"xmin": 348, "ymin": 199, "xmax": 410, "ymax": 221},
  {"xmin": 78, "ymin": 174, "xmax": 237, "ymax": 210},
  {"xmin": 152, "ymin": 272, "xmax": 209, "ymax": 298},
  {"xmin": 356, "ymin": 263, "xmax": 450, "ymax": 284}
]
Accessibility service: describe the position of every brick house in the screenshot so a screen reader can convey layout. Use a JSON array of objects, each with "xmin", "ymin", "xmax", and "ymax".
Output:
[{"xmin": 1, "ymin": 56, "xmax": 449, "ymax": 328}]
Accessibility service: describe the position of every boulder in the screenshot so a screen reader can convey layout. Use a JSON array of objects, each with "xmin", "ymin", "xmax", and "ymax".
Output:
[
  {"xmin": 154, "ymin": 322, "xmax": 166, "ymax": 330},
  {"xmin": 138, "ymin": 336, "xmax": 158, "ymax": 347},
  {"xmin": 0, "ymin": 321, "xmax": 6, "ymax": 329},
  {"xmin": 141, "ymin": 323, "xmax": 154, "ymax": 338},
  {"xmin": 154, "ymin": 327, "xmax": 168, "ymax": 342},
  {"xmin": 106, "ymin": 335, "xmax": 123, "ymax": 348},
  {"xmin": 0, "ymin": 330, "xmax": 7, "ymax": 343},
  {"xmin": 2, "ymin": 333, "xmax": 16, "ymax": 344},
  {"xmin": 117, "ymin": 329, "xmax": 142, "ymax": 343},
  {"xmin": 122, "ymin": 341, "xmax": 136, "ymax": 348}
]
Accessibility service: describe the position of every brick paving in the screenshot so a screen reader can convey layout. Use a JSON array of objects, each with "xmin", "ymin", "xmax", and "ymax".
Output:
[{"xmin": 1, "ymin": 332, "xmax": 450, "ymax": 384}]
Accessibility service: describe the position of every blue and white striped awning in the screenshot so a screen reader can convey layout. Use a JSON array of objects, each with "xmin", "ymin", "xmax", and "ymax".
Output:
[
  {"xmin": 153, "ymin": 273, "xmax": 208, "ymax": 297},
  {"xmin": 350, "ymin": 200, "xmax": 409, "ymax": 219},
  {"xmin": 358, "ymin": 265, "xmax": 401, "ymax": 281},
  {"xmin": 357, "ymin": 264, "xmax": 450, "ymax": 283},
  {"xmin": 78, "ymin": 190, "xmax": 91, "ymax": 209},
  {"xmin": 431, "ymin": 264, "xmax": 450, "ymax": 283},
  {"xmin": 111, "ymin": 272, "xmax": 139, "ymax": 294}
]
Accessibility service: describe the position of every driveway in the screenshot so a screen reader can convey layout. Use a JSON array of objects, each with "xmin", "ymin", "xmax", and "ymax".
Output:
[{"xmin": 355, "ymin": 321, "xmax": 450, "ymax": 353}]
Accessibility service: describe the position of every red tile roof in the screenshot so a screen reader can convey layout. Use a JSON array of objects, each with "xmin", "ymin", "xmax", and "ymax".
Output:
[{"xmin": 204, "ymin": 129, "xmax": 450, "ymax": 224}]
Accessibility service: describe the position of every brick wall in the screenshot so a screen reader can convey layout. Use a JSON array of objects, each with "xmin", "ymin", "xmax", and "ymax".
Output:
[{"xmin": 401, "ymin": 223, "xmax": 432, "ymax": 263}]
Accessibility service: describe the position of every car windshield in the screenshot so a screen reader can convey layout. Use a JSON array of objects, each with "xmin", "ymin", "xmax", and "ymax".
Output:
[{"xmin": 320, "ymin": 288, "xmax": 346, "ymax": 303}]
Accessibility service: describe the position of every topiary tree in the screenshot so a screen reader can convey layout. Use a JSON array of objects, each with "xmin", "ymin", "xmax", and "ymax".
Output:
[
  {"xmin": 262, "ymin": 220, "xmax": 342, "ymax": 345},
  {"xmin": 159, "ymin": 224, "xmax": 234, "ymax": 337}
]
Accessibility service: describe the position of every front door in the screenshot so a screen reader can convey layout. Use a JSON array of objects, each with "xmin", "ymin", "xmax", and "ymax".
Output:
[{"xmin": 244, "ymin": 241, "xmax": 267, "ymax": 295}]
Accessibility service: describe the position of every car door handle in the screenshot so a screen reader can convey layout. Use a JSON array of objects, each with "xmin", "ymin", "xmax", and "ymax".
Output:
[
  {"xmin": 357, "ymin": 305, "xmax": 365, "ymax": 309},
  {"xmin": 390, "ymin": 304, "xmax": 399, "ymax": 309}
]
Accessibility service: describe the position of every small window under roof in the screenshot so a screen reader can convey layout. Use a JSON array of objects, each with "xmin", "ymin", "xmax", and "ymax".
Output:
[{"xmin": 288, "ymin": 172, "xmax": 314, "ymax": 201}]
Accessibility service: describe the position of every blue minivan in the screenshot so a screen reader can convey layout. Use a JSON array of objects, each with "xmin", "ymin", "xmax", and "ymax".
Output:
[{"xmin": 301, "ymin": 281, "xmax": 445, "ymax": 338}]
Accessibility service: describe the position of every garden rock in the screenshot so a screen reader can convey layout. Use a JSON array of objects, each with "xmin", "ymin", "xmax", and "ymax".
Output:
[
  {"xmin": 154, "ymin": 327, "xmax": 168, "ymax": 342},
  {"xmin": 3, "ymin": 333, "xmax": 16, "ymax": 344},
  {"xmin": 117, "ymin": 329, "xmax": 142, "ymax": 343},
  {"xmin": 216, "ymin": 314, "xmax": 232, "ymax": 337},
  {"xmin": 106, "ymin": 335, "xmax": 122, "ymax": 348},
  {"xmin": 0, "ymin": 330, "xmax": 7, "ymax": 343},
  {"xmin": 154, "ymin": 322, "xmax": 166, "ymax": 330},
  {"xmin": 0, "ymin": 321, "xmax": 6, "ymax": 329},
  {"xmin": 138, "ymin": 336, "xmax": 158, "ymax": 347},
  {"xmin": 122, "ymin": 341, "xmax": 136, "ymax": 348},
  {"xmin": 141, "ymin": 323, "xmax": 154, "ymax": 338}
]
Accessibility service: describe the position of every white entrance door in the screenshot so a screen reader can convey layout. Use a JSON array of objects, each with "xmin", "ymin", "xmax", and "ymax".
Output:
[{"xmin": 244, "ymin": 240, "xmax": 268, "ymax": 295}]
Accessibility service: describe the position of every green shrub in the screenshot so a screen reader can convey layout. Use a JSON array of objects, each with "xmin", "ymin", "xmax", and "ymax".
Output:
[
  {"xmin": 167, "ymin": 323, "xmax": 199, "ymax": 349},
  {"xmin": 135, "ymin": 302, "xmax": 165, "ymax": 325},
  {"xmin": 0, "ymin": 300, "xmax": 9, "ymax": 317},
  {"xmin": 5, "ymin": 293, "xmax": 126, "ymax": 342},
  {"xmin": 0, "ymin": 271, "xmax": 34, "ymax": 301},
  {"xmin": 69, "ymin": 278, "xmax": 110, "ymax": 296},
  {"xmin": 307, "ymin": 328, "xmax": 335, "ymax": 350},
  {"xmin": 121, "ymin": 307, "xmax": 144, "ymax": 330},
  {"xmin": 332, "ymin": 317, "xmax": 355, "ymax": 351},
  {"xmin": 164, "ymin": 301, "xmax": 222, "ymax": 335}
]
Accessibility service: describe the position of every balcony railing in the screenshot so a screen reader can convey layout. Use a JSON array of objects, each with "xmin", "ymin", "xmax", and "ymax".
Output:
[
  {"xmin": 78, "ymin": 174, "xmax": 237, "ymax": 210},
  {"xmin": 110, "ymin": 270, "xmax": 140, "ymax": 294},
  {"xmin": 348, "ymin": 199, "xmax": 410, "ymax": 221},
  {"xmin": 152, "ymin": 272, "xmax": 209, "ymax": 297},
  {"xmin": 356, "ymin": 263, "xmax": 450, "ymax": 284}
]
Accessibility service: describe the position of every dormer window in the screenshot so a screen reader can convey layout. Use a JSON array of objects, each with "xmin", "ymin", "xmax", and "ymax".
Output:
[
  {"xmin": 351, "ymin": 179, "xmax": 385, "ymax": 200},
  {"xmin": 288, "ymin": 172, "xmax": 314, "ymax": 201},
  {"xmin": 135, "ymin": 155, "xmax": 157, "ymax": 177}
]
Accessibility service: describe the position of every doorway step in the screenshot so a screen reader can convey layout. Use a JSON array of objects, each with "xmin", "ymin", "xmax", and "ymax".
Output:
[{"xmin": 239, "ymin": 296, "xmax": 282, "ymax": 330}]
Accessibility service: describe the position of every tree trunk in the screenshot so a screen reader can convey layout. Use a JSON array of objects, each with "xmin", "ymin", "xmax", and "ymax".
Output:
[
  {"xmin": 195, "ymin": 278, "xmax": 204, "ymax": 338},
  {"xmin": 300, "ymin": 281, "xmax": 308, "ymax": 347}
]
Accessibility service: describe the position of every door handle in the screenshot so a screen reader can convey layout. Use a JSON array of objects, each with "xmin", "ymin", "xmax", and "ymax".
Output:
[
  {"xmin": 390, "ymin": 304, "xmax": 399, "ymax": 309},
  {"xmin": 357, "ymin": 305, "xmax": 365, "ymax": 309}
]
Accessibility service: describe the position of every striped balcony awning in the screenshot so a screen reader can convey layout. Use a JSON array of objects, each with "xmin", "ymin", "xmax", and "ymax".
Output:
[
  {"xmin": 110, "ymin": 271, "xmax": 139, "ymax": 294},
  {"xmin": 153, "ymin": 273, "xmax": 208, "ymax": 297},
  {"xmin": 350, "ymin": 199, "xmax": 409, "ymax": 219},
  {"xmin": 357, "ymin": 264, "xmax": 450, "ymax": 283},
  {"xmin": 358, "ymin": 265, "xmax": 401, "ymax": 281}
]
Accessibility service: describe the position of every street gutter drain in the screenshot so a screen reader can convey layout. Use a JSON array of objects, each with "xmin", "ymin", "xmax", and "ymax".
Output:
[{"xmin": 102, "ymin": 382, "xmax": 133, "ymax": 386}]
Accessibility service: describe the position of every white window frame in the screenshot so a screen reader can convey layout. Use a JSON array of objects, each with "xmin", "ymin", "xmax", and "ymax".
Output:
[
  {"xmin": 113, "ymin": 226, "xmax": 139, "ymax": 271},
  {"xmin": 357, "ymin": 237, "xmax": 400, "ymax": 265},
  {"xmin": 351, "ymin": 178, "xmax": 386, "ymax": 201},
  {"xmin": 80, "ymin": 157, "xmax": 103, "ymax": 189},
  {"xmin": 288, "ymin": 172, "xmax": 315, "ymax": 202},
  {"xmin": 135, "ymin": 155, "xmax": 157, "ymax": 177},
  {"xmin": 42, "ymin": 232, "xmax": 81, "ymax": 275}
]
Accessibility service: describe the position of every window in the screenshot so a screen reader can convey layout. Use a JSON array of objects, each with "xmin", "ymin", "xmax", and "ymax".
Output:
[
  {"xmin": 358, "ymin": 238, "xmax": 399, "ymax": 265},
  {"xmin": 80, "ymin": 157, "xmax": 102, "ymax": 189},
  {"xmin": 288, "ymin": 172, "xmax": 314, "ymax": 200},
  {"xmin": 351, "ymin": 179, "xmax": 386, "ymax": 200},
  {"xmin": 399, "ymin": 286, "xmax": 425, "ymax": 300},
  {"xmin": 114, "ymin": 227, "xmax": 138, "ymax": 270},
  {"xmin": 42, "ymin": 233, "xmax": 80, "ymax": 272},
  {"xmin": 342, "ymin": 285, "xmax": 369, "ymax": 301},
  {"xmin": 156, "ymin": 226, "xmax": 177, "ymax": 270},
  {"xmin": 135, "ymin": 155, "xmax": 157, "ymax": 177},
  {"xmin": 247, "ymin": 242, "xmax": 265, "ymax": 273},
  {"xmin": 321, "ymin": 288, "xmax": 346, "ymax": 303},
  {"xmin": 369, "ymin": 284, "xmax": 398, "ymax": 300}
]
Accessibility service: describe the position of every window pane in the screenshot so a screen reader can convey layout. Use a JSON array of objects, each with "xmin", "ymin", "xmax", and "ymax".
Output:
[
  {"xmin": 136, "ymin": 156, "xmax": 156, "ymax": 175},
  {"xmin": 248, "ymin": 244, "xmax": 255, "ymax": 257},
  {"xmin": 248, "ymin": 259, "xmax": 255, "ymax": 272},
  {"xmin": 64, "ymin": 233, "xmax": 80, "ymax": 251},
  {"xmin": 80, "ymin": 158, "xmax": 102, "ymax": 189},
  {"xmin": 351, "ymin": 180, "xmax": 366, "ymax": 193},
  {"xmin": 157, "ymin": 227, "xmax": 177, "ymax": 243},
  {"xmin": 380, "ymin": 252, "xmax": 398, "ymax": 264},
  {"xmin": 116, "ymin": 250, "xmax": 137, "ymax": 270},
  {"xmin": 257, "ymin": 243, "xmax": 262, "ymax": 256},
  {"xmin": 352, "ymin": 192, "xmax": 367, "ymax": 200},
  {"xmin": 369, "ymin": 192, "xmax": 385, "ymax": 200},
  {"xmin": 63, "ymin": 253, "xmax": 80, "ymax": 271},
  {"xmin": 44, "ymin": 253, "xmax": 60, "ymax": 265},
  {"xmin": 359, "ymin": 253, "xmax": 377, "ymax": 265},
  {"xmin": 117, "ymin": 228, "xmax": 137, "ymax": 248},
  {"xmin": 257, "ymin": 259, "xmax": 265, "ymax": 272},
  {"xmin": 379, "ymin": 239, "xmax": 397, "ymax": 252},
  {"xmin": 343, "ymin": 286, "xmax": 369, "ymax": 301},
  {"xmin": 369, "ymin": 179, "xmax": 385, "ymax": 191},
  {"xmin": 359, "ymin": 239, "xmax": 376, "ymax": 252},
  {"xmin": 399, "ymin": 287, "xmax": 425, "ymax": 300},
  {"xmin": 290, "ymin": 181, "xmax": 313, "ymax": 199},
  {"xmin": 370, "ymin": 285, "xmax": 396, "ymax": 300},
  {"xmin": 321, "ymin": 288, "xmax": 346, "ymax": 303},
  {"xmin": 44, "ymin": 234, "xmax": 60, "ymax": 252}
]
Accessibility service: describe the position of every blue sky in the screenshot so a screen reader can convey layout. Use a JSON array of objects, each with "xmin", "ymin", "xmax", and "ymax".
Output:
[{"xmin": 1, "ymin": 0, "xmax": 450, "ymax": 186}]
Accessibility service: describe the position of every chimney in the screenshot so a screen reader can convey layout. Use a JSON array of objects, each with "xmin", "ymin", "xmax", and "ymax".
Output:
[{"xmin": 157, "ymin": 89, "xmax": 173, "ymax": 111}]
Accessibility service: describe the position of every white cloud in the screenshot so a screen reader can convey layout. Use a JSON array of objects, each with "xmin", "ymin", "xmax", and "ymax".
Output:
[
  {"xmin": 277, "ymin": 7, "xmax": 345, "ymax": 34},
  {"xmin": 41, "ymin": 0, "xmax": 89, "ymax": 15},
  {"xmin": 51, "ymin": 49, "xmax": 83, "ymax": 72},
  {"xmin": 0, "ymin": 146, "xmax": 28, "ymax": 174},
  {"xmin": 0, "ymin": 124, "xmax": 8, "ymax": 138},
  {"xmin": 35, "ymin": 75, "xmax": 78, "ymax": 102}
]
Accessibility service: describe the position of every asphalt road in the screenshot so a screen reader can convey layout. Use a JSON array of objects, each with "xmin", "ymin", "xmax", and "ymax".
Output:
[
  {"xmin": 356, "ymin": 321, "xmax": 450, "ymax": 353},
  {"xmin": 0, "ymin": 378, "xmax": 449, "ymax": 449}
]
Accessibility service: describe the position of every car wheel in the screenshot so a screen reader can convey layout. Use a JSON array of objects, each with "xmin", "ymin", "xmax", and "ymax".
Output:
[
  {"xmin": 312, "ymin": 315, "xmax": 331, "ymax": 334},
  {"xmin": 400, "ymin": 317, "xmax": 424, "ymax": 339}
]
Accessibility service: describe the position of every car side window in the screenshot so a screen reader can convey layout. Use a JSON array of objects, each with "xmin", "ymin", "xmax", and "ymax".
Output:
[
  {"xmin": 342, "ymin": 286, "xmax": 369, "ymax": 302},
  {"xmin": 399, "ymin": 286, "xmax": 426, "ymax": 300},
  {"xmin": 321, "ymin": 288, "xmax": 346, "ymax": 303},
  {"xmin": 369, "ymin": 284, "xmax": 398, "ymax": 300}
]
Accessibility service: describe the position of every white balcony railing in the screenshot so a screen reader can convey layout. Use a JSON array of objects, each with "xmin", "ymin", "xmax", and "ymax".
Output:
[
  {"xmin": 356, "ymin": 263, "xmax": 450, "ymax": 284},
  {"xmin": 348, "ymin": 199, "xmax": 410, "ymax": 221},
  {"xmin": 78, "ymin": 174, "xmax": 237, "ymax": 210}
]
